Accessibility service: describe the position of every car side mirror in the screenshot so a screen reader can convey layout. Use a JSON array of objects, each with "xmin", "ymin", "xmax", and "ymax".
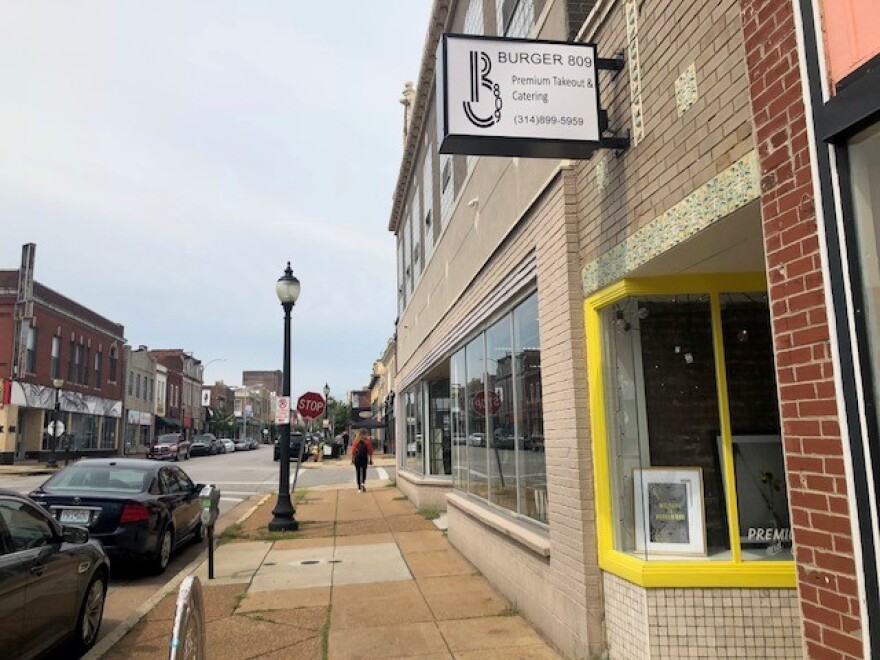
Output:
[
  {"xmin": 62, "ymin": 525, "xmax": 89, "ymax": 544},
  {"xmin": 194, "ymin": 483, "xmax": 205, "ymax": 493}
]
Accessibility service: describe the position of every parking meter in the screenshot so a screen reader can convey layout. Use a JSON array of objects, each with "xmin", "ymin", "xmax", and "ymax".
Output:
[
  {"xmin": 198, "ymin": 485, "xmax": 220, "ymax": 579},
  {"xmin": 199, "ymin": 485, "xmax": 220, "ymax": 527}
]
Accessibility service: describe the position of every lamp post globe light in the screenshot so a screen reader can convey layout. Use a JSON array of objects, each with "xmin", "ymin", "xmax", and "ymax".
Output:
[
  {"xmin": 47, "ymin": 378, "xmax": 64, "ymax": 468},
  {"xmin": 269, "ymin": 262, "xmax": 301, "ymax": 532}
]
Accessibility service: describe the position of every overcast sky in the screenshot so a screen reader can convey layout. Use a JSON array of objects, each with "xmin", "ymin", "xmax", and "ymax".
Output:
[{"xmin": 0, "ymin": 1, "xmax": 430, "ymax": 398}]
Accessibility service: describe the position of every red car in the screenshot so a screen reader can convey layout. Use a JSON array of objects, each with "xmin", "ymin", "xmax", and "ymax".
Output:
[{"xmin": 147, "ymin": 433, "xmax": 191, "ymax": 461}]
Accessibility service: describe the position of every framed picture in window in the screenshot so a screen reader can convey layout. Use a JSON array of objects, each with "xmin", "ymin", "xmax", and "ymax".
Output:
[{"xmin": 633, "ymin": 467, "xmax": 706, "ymax": 556}]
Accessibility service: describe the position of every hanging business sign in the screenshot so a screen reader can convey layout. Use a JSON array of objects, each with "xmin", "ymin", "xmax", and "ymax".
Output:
[{"xmin": 437, "ymin": 34, "xmax": 602, "ymax": 159}]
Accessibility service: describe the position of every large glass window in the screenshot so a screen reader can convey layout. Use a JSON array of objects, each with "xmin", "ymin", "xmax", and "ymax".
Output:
[
  {"xmin": 721, "ymin": 293, "xmax": 789, "ymax": 560},
  {"xmin": 457, "ymin": 292, "xmax": 546, "ymax": 524},
  {"xmin": 451, "ymin": 350, "xmax": 467, "ymax": 489},
  {"xmin": 849, "ymin": 124, "xmax": 880, "ymax": 439},
  {"xmin": 487, "ymin": 316, "xmax": 516, "ymax": 513},
  {"xmin": 404, "ymin": 388, "xmax": 423, "ymax": 474},
  {"xmin": 426, "ymin": 373, "xmax": 451, "ymax": 476},
  {"xmin": 598, "ymin": 286, "xmax": 787, "ymax": 563},
  {"xmin": 466, "ymin": 334, "xmax": 488, "ymax": 499},
  {"xmin": 514, "ymin": 294, "xmax": 546, "ymax": 523}
]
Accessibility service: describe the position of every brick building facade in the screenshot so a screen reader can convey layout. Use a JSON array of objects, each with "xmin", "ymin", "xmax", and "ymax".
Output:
[
  {"xmin": 385, "ymin": 0, "xmax": 877, "ymax": 657},
  {"xmin": 149, "ymin": 349, "xmax": 202, "ymax": 438},
  {"xmin": 0, "ymin": 245, "xmax": 125, "ymax": 462}
]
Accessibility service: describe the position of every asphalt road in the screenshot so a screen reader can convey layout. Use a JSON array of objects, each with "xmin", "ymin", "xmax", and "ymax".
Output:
[{"xmin": 0, "ymin": 447, "xmax": 395, "ymax": 655}]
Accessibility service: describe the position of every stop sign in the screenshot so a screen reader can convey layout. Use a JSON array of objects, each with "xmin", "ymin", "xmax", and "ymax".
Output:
[
  {"xmin": 472, "ymin": 391, "xmax": 501, "ymax": 416},
  {"xmin": 297, "ymin": 392, "xmax": 326, "ymax": 420}
]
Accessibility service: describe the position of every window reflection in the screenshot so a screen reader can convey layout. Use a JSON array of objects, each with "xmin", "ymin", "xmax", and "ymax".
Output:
[
  {"xmin": 514, "ymin": 294, "xmax": 546, "ymax": 523},
  {"xmin": 487, "ymin": 315, "xmax": 516, "ymax": 513},
  {"xmin": 466, "ymin": 334, "xmax": 488, "ymax": 499}
]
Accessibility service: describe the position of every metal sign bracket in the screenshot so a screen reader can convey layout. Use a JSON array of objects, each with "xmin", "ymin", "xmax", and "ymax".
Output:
[{"xmin": 594, "ymin": 50, "xmax": 630, "ymax": 155}]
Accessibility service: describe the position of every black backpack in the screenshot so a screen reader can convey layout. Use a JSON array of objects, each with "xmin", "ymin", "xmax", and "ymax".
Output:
[{"xmin": 355, "ymin": 439, "xmax": 369, "ymax": 461}]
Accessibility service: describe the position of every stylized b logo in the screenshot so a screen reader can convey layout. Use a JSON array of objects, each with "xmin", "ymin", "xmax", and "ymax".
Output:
[{"xmin": 463, "ymin": 51, "xmax": 501, "ymax": 128}]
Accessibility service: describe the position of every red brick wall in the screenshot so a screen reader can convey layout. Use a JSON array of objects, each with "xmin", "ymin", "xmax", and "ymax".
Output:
[
  {"xmin": 740, "ymin": 1, "xmax": 863, "ymax": 658},
  {"xmin": 0, "ymin": 298, "xmax": 15, "ymax": 378}
]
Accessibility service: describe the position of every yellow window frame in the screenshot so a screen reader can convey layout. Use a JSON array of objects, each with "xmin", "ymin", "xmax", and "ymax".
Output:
[{"xmin": 584, "ymin": 273, "xmax": 796, "ymax": 588}]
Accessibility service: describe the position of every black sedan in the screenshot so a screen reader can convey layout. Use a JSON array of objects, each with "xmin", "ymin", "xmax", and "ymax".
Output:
[
  {"xmin": 29, "ymin": 458, "xmax": 204, "ymax": 575},
  {"xmin": 0, "ymin": 489, "xmax": 109, "ymax": 659}
]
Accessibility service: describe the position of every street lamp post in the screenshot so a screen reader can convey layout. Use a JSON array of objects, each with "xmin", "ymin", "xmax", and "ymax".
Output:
[
  {"xmin": 47, "ymin": 378, "xmax": 64, "ymax": 468},
  {"xmin": 323, "ymin": 383, "xmax": 330, "ymax": 440},
  {"xmin": 269, "ymin": 262, "xmax": 301, "ymax": 532}
]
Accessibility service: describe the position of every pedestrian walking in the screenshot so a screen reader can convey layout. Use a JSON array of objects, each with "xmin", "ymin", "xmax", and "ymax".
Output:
[{"xmin": 351, "ymin": 430, "xmax": 373, "ymax": 492}]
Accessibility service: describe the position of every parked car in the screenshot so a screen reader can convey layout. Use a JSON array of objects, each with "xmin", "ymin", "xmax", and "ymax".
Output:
[
  {"xmin": 147, "ymin": 433, "xmax": 191, "ymax": 461},
  {"xmin": 219, "ymin": 438, "xmax": 235, "ymax": 453},
  {"xmin": 29, "ymin": 458, "xmax": 204, "ymax": 575},
  {"xmin": 0, "ymin": 489, "xmax": 110, "ymax": 658},
  {"xmin": 245, "ymin": 438, "xmax": 259, "ymax": 450},
  {"xmin": 189, "ymin": 433, "xmax": 219, "ymax": 457},
  {"xmin": 234, "ymin": 437, "xmax": 250, "ymax": 451},
  {"xmin": 273, "ymin": 432, "xmax": 305, "ymax": 461}
]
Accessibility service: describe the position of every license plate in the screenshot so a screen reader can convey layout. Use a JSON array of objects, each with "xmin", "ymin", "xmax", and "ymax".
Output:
[{"xmin": 59, "ymin": 509, "xmax": 91, "ymax": 525}]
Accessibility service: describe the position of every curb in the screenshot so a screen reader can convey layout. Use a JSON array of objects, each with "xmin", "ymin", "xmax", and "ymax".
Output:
[{"xmin": 83, "ymin": 493, "xmax": 272, "ymax": 660}]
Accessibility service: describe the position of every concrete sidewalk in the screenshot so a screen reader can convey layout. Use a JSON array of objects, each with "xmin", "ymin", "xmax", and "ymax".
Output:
[{"xmin": 100, "ymin": 475, "xmax": 560, "ymax": 659}]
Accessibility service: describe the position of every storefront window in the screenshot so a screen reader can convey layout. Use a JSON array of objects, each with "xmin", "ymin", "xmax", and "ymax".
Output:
[
  {"xmin": 101, "ymin": 417, "xmax": 117, "ymax": 450},
  {"xmin": 451, "ymin": 349, "xmax": 467, "ymax": 489},
  {"xmin": 514, "ymin": 294, "xmax": 546, "ymax": 523},
  {"xmin": 427, "ymin": 379, "xmax": 451, "ymax": 476},
  {"xmin": 452, "ymin": 293, "xmax": 548, "ymax": 524},
  {"xmin": 849, "ymin": 124, "xmax": 880, "ymax": 438},
  {"xmin": 404, "ymin": 388, "xmax": 423, "ymax": 474},
  {"xmin": 604, "ymin": 295, "xmax": 728, "ymax": 559},
  {"xmin": 721, "ymin": 293, "xmax": 790, "ymax": 561},
  {"xmin": 69, "ymin": 413, "xmax": 99, "ymax": 450},
  {"xmin": 596, "ymin": 281, "xmax": 788, "ymax": 568},
  {"xmin": 466, "ymin": 335, "xmax": 488, "ymax": 499},
  {"xmin": 487, "ymin": 316, "xmax": 516, "ymax": 513}
]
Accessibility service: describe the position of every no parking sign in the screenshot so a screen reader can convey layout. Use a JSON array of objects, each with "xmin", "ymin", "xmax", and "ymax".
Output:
[{"xmin": 275, "ymin": 396, "xmax": 290, "ymax": 425}]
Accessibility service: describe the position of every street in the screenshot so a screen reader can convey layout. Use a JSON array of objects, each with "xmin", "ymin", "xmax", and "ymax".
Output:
[{"xmin": 0, "ymin": 448, "xmax": 395, "ymax": 653}]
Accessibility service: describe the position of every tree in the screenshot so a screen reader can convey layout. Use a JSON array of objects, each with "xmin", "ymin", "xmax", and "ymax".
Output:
[{"xmin": 327, "ymin": 398, "xmax": 351, "ymax": 435}]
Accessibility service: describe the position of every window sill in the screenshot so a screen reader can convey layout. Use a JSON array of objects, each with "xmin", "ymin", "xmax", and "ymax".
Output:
[
  {"xmin": 599, "ymin": 549, "xmax": 796, "ymax": 588},
  {"xmin": 447, "ymin": 493, "xmax": 550, "ymax": 558},
  {"xmin": 397, "ymin": 469, "xmax": 452, "ymax": 487}
]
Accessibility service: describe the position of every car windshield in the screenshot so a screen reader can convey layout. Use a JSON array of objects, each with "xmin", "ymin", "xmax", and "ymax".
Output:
[
  {"xmin": 44, "ymin": 465, "xmax": 151, "ymax": 493},
  {"xmin": 156, "ymin": 434, "xmax": 179, "ymax": 445}
]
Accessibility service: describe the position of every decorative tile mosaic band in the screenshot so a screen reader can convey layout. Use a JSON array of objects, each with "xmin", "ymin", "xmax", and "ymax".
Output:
[
  {"xmin": 625, "ymin": 1, "xmax": 645, "ymax": 146},
  {"xmin": 582, "ymin": 150, "xmax": 760, "ymax": 295},
  {"xmin": 675, "ymin": 63, "xmax": 698, "ymax": 116}
]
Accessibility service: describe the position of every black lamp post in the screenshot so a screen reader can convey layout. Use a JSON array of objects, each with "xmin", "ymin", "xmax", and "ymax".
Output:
[
  {"xmin": 47, "ymin": 377, "xmax": 64, "ymax": 468},
  {"xmin": 269, "ymin": 262, "xmax": 301, "ymax": 532},
  {"xmin": 323, "ymin": 383, "xmax": 330, "ymax": 440}
]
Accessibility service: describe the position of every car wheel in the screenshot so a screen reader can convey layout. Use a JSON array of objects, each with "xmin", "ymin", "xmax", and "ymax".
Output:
[
  {"xmin": 173, "ymin": 453, "xmax": 180, "ymax": 462},
  {"xmin": 71, "ymin": 571, "xmax": 107, "ymax": 655},
  {"xmin": 151, "ymin": 527, "xmax": 174, "ymax": 575}
]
